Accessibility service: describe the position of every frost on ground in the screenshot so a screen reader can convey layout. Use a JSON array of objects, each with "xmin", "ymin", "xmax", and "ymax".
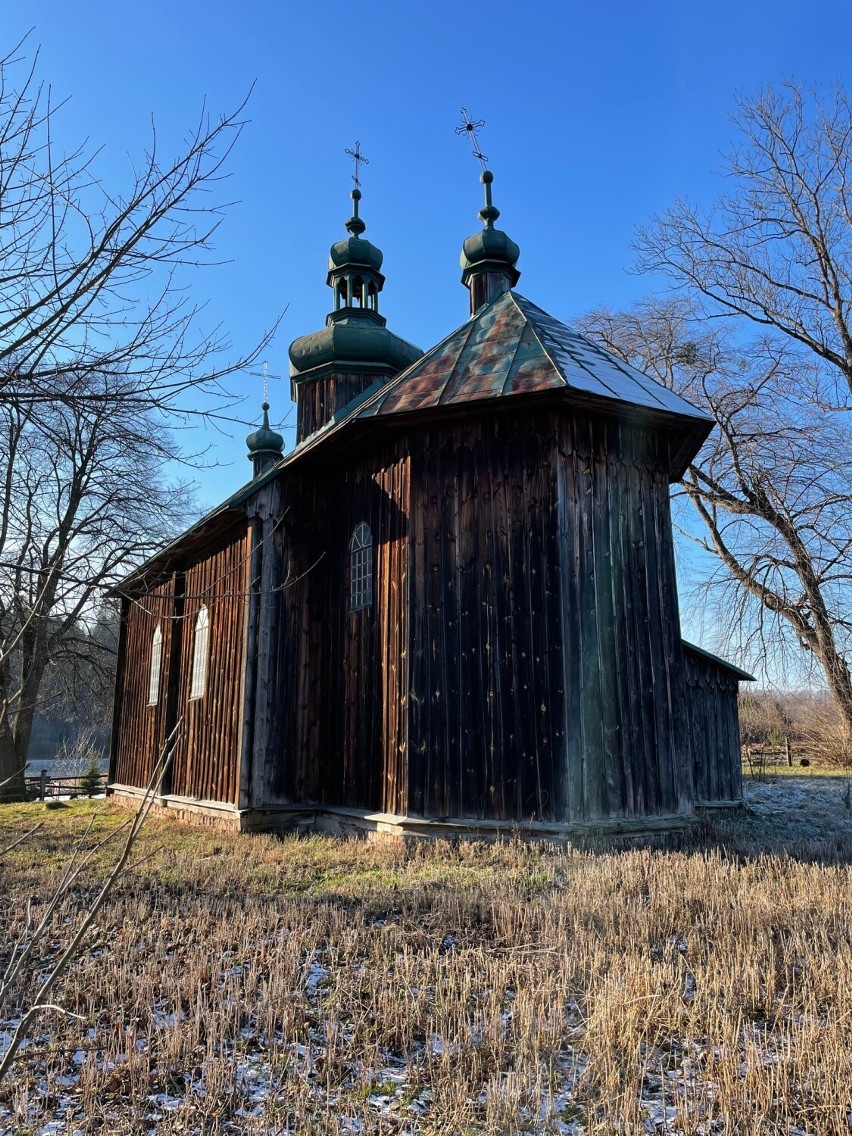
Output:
[
  {"xmin": 737, "ymin": 773, "xmax": 852, "ymax": 852},
  {"xmin": 1, "ymin": 778, "xmax": 851, "ymax": 1135}
]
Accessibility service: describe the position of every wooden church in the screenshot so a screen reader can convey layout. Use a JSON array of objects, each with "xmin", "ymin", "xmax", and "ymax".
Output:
[{"xmin": 108, "ymin": 165, "xmax": 752, "ymax": 837}]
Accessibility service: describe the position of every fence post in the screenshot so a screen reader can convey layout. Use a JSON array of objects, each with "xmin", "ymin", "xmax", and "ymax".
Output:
[
  {"xmin": 39, "ymin": 768, "xmax": 48, "ymax": 801},
  {"xmin": 785, "ymin": 736, "xmax": 792, "ymax": 767}
]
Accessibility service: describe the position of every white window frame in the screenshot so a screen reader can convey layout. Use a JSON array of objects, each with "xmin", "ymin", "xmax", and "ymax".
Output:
[
  {"xmin": 189, "ymin": 605, "xmax": 210, "ymax": 700},
  {"xmin": 147, "ymin": 625, "xmax": 163, "ymax": 706},
  {"xmin": 350, "ymin": 522, "xmax": 373, "ymax": 612}
]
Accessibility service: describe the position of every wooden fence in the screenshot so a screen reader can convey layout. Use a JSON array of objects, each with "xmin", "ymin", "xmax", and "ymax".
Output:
[{"xmin": 24, "ymin": 770, "xmax": 109, "ymax": 801}]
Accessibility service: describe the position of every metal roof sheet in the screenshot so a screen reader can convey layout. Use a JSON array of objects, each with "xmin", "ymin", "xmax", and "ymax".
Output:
[
  {"xmin": 115, "ymin": 288, "xmax": 712, "ymax": 588},
  {"xmin": 353, "ymin": 290, "xmax": 711, "ymax": 425},
  {"xmin": 682, "ymin": 640, "xmax": 756, "ymax": 682}
]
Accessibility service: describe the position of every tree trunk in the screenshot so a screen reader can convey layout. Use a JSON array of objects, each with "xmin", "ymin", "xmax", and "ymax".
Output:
[
  {"xmin": 0, "ymin": 636, "xmax": 49, "ymax": 802},
  {"xmin": 0, "ymin": 718, "xmax": 26, "ymax": 802}
]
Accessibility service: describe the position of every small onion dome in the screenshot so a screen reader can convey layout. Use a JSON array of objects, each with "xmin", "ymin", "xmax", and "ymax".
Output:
[
  {"xmin": 328, "ymin": 189, "xmax": 384, "ymax": 273},
  {"xmin": 461, "ymin": 224, "xmax": 520, "ymax": 273},
  {"xmin": 246, "ymin": 402, "xmax": 284, "ymax": 466},
  {"xmin": 460, "ymin": 170, "xmax": 520, "ymax": 288}
]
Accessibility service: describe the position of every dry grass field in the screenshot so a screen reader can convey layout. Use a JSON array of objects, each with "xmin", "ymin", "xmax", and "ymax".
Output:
[{"xmin": 1, "ymin": 777, "xmax": 851, "ymax": 1135}]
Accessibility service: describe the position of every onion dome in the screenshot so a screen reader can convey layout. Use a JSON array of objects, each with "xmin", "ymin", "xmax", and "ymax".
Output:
[
  {"xmin": 460, "ymin": 170, "xmax": 520, "ymax": 313},
  {"xmin": 246, "ymin": 401, "xmax": 284, "ymax": 476},
  {"xmin": 289, "ymin": 188, "xmax": 422, "ymax": 390},
  {"xmin": 328, "ymin": 189, "xmax": 384, "ymax": 272}
]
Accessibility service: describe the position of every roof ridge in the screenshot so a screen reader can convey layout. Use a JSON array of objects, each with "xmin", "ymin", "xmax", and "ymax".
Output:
[
  {"xmin": 436, "ymin": 316, "xmax": 483, "ymax": 406},
  {"xmin": 511, "ymin": 291, "xmax": 710, "ymax": 420},
  {"xmin": 354, "ymin": 306, "xmax": 481, "ymax": 413},
  {"xmin": 513, "ymin": 291, "xmax": 629, "ymax": 400},
  {"xmin": 507, "ymin": 291, "xmax": 569, "ymax": 392}
]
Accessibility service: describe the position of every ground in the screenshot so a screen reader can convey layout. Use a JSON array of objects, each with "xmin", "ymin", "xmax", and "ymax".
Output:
[{"xmin": 1, "ymin": 774, "xmax": 851, "ymax": 1135}]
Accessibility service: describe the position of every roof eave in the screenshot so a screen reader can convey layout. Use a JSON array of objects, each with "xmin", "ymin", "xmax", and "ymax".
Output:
[{"xmin": 683, "ymin": 639, "xmax": 756, "ymax": 682}]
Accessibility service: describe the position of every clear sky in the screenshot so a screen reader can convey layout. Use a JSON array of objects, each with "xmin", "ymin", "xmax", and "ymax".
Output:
[{"xmin": 7, "ymin": 0, "xmax": 852, "ymax": 667}]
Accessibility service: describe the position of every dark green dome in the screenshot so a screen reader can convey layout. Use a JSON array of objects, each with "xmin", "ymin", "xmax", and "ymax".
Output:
[
  {"xmin": 289, "ymin": 315, "xmax": 421, "ymax": 377},
  {"xmin": 289, "ymin": 184, "xmax": 422, "ymax": 383},
  {"xmin": 246, "ymin": 402, "xmax": 284, "ymax": 461},
  {"xmin": 459, "ymin": 170, "xmax": 520, "ymax": 275},
  {"xmin": 459, "ymin": 170, "xmax": 520, "ymax": 310},
  {"xmin": 328, "ymin": 188, "xmax": 384, "ymax": 273},
  {"xmin": 460, "ymin": 225, "xmax": 520, "ymax": 272}
]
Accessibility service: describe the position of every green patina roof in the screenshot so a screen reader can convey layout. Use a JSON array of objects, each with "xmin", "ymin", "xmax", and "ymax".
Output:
[
  {"xmin": 682, "ymin": 641, "xmax": 756, "ymax": 682},
  {"xmin": 460, "ymin": 170, "xmax": 520, "ymax": 285},
  {"xmin": 119, "ymin": 287, "xmax": 715, "ymax": 588},
  {"xmin": 246, "ymin": 402, "xmax": 284, "ymax": 458},
  {"xmin": 288, "ymin": 186, "xmax": 421, "ymax": 381}
]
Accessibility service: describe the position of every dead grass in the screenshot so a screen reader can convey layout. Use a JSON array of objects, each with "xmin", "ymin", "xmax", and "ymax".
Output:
[{"xmin": 1, "ymin": 789, "xmax": 851, "ymax": 1135}]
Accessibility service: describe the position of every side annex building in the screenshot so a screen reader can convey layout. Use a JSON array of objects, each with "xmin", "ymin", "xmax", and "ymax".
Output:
[{"xmin": 108, "ymin": 171, "xmax": 753, "ymax": 837}]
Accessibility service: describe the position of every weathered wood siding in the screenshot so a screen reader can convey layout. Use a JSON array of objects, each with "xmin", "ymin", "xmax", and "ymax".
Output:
[
  {"xmin": 406, "ymin": 412, "xmax": 564, "ymax": 821},
  {"xmin": 248, "ymin": 402, "xmax": 693, "ymax": 825},
  {"xmin": 556, "ymin": 411, "xmax": 692, "ymax": 822},
  {"xmin": 248, "ymin": 443, "xmax": 410, "ymax": 815},
  {"xmin": 683, "ymin": 648, "xmax": 743, "ymax": 805},
  {"xmin": 110, "ymin": 578, "xmax": 177, "ymax": 790},
  {"xmin": 114, "ymin": 395, "xmax": 707, "ymax": 829},
  {"xmin": 110, "ymin": 520, "xmax": 251, "ymax": 805},
  {"xmin": 402, "ymin": 406, "xmax": 690, "ymax": 824},
  {"xmin": 169, "ymin": 526, "xmax": 252, "ymax": 802},
  {"xmin": 294, "ymin": 371, "xmax": 382, "ymax": 443}
]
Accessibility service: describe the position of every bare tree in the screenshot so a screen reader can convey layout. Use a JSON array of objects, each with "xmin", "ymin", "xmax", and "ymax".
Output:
[
  {"xmin": 0, "ymin": 35, "xmax": 277, "ymax": 414},
  {"xmin": 608, "ymin": 80, "xmax": 852, "ymax": 740},
  {"xmin": 576, "ymin": 296, "xmax": 852, "ymax": 739},
  {"xmin": 0, "ymin": 38, "xmax": 282, "ymax": 797},
  {"xmin": 634, "ymin": 81, "xmax": 852, "ymax": 409},
  {"xmin": 0, "ymin": 391, "xmax": 191, "ymax": 798}
]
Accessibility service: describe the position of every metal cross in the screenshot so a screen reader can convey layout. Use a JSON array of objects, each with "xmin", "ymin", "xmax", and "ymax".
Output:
[
  {"xmin": 345, "ymin": 141, "xmax": 370, "ymax": 188},
  {"xmin": 247, "ymin": 361, "xmax": 281, "ymax": 403},
  {"xmin": 455, "ymin": 107, "xmax": 488, "ymax": 169}
]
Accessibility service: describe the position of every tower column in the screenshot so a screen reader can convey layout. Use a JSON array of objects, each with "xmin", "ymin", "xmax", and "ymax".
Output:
[
  {"xmin": 460, "ymin": 170, "xmax": 521, "ymax": 316},
  {"xmin": 288, "ymin": 180, "xmax": 422, "ymax": 443}
]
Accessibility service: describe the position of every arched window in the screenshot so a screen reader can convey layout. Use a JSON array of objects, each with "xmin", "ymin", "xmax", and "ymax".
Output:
[
  {"xmin": 147, "ymin": 625, "xmax": 162, "ymax": 706},
  {"xmin": 350, "ymin": 522, "xmax": 373, "ymax": 611},
  {"xmin": 189, "ymin": 605, "xmax": 210, "ymax": 700}
]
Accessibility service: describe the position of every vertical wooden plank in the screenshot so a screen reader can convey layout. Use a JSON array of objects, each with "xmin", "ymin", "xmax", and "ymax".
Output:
[
  {"xmin": 557, "ymin": 413, "xmax": 584, "ymax": 822},
  {"xmin": 108, "ymin": 597, "xmax": 129, "ymax": 785}
]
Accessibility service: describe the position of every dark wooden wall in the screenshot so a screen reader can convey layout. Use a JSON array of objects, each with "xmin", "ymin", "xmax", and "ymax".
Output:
[
  {"xmin": 405, "ymin": 412, "xmax": 564, "ymax": 821},
  {"xmin": 683, "ymin": 648, "xmax": 743, "ymax": 805},
  {"xmin": 113, "ymin": 397, "xmax": 719, "ymax": 829},
  {"xmin": 251, "ymin": 402, "xmax": 695, "ymax": 825},
  {"xmin": 110, "ymin": 579, "xmax": 177, "ymax": 790},
  {"xmin": 249, "ymin": 441, "xmax": 411, "ymax": 814},
  {"xmin": 169, "ymin": 527, "xmax": 252, "ymax": 802},
  {"xmin": 294, "ymin": 371, "xmax": 382, "ymax": 442},
  {"xmin": 110, "ymin": 521, "xmax": 251, "ymax": 805},
  {"xmin": 556, "ymin": 411, "xmax": 692, "ymax": 822},
  {"xmin": 402, "ymin": 407, "xmax": 691, "ymax": 825}
]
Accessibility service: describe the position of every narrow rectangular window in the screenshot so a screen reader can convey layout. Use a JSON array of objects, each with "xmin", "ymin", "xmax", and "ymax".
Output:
[
  {"xmin": 147, "ymin": 625, "xmax": 162, "ymax": 706},
  {"xmin": 350, "ymin": 522, "xmax": 373, "ymax": 611},
  {"xmin": 189, "ymin": 605, "xmax": 209, "ymax": 700}
]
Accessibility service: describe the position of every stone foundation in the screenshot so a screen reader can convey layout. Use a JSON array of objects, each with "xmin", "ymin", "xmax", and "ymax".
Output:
[{"xmin": 108, "ymin": 784, "xmax": 710, "ymax": 842}]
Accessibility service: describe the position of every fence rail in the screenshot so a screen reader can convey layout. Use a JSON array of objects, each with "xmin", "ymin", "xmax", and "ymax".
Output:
[{"xmin": 24, "ymin": 770, "xmax": 109, "ymax": 801}]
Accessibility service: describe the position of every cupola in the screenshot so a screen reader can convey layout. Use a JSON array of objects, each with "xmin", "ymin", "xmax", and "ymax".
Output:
[
  {"xmin": 246, "ymin": 401, "xmax": 284, "ymax": 477},
  {"xmin": 460, "ymin": 170, "xmax": 520, "ymax": 315},
  {"xmin": 289, "ymin": 185, "xmax": 422, "ymax": 443}
]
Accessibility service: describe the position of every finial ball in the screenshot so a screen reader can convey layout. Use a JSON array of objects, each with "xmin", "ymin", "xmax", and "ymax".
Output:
[
  {"xmin": 351, "ymin": 188, "xmax": 362, "ymax": 201},
  {"xmin": 481, "ymin": 169, "xmax": 494, "ymax": 185},
  {"xmin": 262, "ymin": 401, "xmax": 270, "ymax": 412}
]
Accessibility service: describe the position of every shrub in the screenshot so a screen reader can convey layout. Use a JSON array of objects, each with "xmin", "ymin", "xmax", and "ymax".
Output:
[{"xmin": 78, "ymin": 754, "xmax": 103, "ymax": 798}]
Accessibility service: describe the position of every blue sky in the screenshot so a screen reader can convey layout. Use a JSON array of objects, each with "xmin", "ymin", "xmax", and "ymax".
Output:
[{"xmin": 7, "ymin": 0, "xmax": 852, "ymax": 667}]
